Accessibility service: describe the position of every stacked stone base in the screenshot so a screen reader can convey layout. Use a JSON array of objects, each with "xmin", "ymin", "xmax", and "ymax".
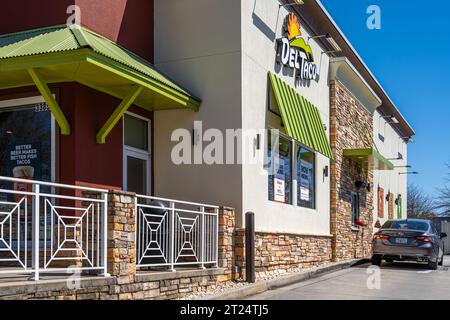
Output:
[
  {"xmin": 0, "ymin": 269, "xmax": 232, "ymax": 300},
  {"xmin": 235, "ymin": 230, "xmax": 333, "ymax": 279}
]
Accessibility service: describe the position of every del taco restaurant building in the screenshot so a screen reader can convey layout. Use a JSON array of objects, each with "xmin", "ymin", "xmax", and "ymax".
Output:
[
  {"xmin": 153, "ymin": 0, "xmax": 414, "ymax": 275},
  {"xmin": 0, "ymin": 0, "xmax": 414, "ymax": 286}
]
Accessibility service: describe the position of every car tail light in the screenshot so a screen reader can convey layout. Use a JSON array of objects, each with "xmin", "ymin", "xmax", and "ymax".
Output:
[
  {"xmin": 415, "ymin": 236, "xmax": 431, "ymax": 243},
  {"xmin": 374, "ymin": 234, "xmax": 390, "ymax": 240}
]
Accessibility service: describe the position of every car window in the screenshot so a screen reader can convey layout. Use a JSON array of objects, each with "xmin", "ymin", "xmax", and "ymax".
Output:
[{"xmin": 381, "ymin": 220, "xmax": 429, "ymax": 231}]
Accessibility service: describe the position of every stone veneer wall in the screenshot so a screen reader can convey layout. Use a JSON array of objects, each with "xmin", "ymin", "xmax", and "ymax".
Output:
[
  {"xmin": 0, "ymin": 191, "xmax": 238, "ymax": 300},
  {"xmin": 234, "ymin": 230, "xmax": 332, "ymax": 279},
  {"xmin": 330, "ymin": 80, "xmax": 374, "ymax": 261}
]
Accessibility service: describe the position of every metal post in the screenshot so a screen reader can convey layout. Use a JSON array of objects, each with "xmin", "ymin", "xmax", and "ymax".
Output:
[
  {"xmin": 32, "ymin": 184, "xmax": 40, "ymax": 281},
  {"xmin": 169, "ymin": 202, "xmax": 176, "ymax": 272},
  {"xmin": 245, "ymin": 212, "xmax": 255, "ymax": 283},
  {"xmin": 200, "ymin": 206, "xmax": 206, "ymax": 269},
  {"xmin": 101, "ymin": 192, "xmax": 110, "ymax": 276},
  {"xmin": 214, "ymin": 207, "xmax": 219, "ymax": 268}
]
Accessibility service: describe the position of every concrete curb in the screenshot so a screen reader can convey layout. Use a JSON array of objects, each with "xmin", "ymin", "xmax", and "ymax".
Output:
[{"xmin": 200, "ymin": 259, "xmax": 369, "ymax": 300}]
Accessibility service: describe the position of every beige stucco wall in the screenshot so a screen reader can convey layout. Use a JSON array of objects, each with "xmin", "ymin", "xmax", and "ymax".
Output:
[
  {"xmin": 373, "ymin": 110, "xmax": 408, "ymax": 228},
  {"xmin": 153, "ymin": 0, "xmax": 243, "ymax": 214},
  {"xmin": 153, "ymin": 0, "xmax": 332, "ymax": 235},
  {"xmin": 240, "ymin": 0, "xmax": 331, "ymax": 235}
]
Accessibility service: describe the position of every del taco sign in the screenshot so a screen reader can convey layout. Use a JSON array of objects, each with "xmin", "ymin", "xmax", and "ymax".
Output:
[{"xmin": 276, "ymin": 13, "xmax": 318, "ymax": 81}]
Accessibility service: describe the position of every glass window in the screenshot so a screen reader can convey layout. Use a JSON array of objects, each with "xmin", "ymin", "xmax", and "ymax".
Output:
[
  {"xmin": 268, "ymin": 131, "xmax": 292, "ymax": 204},
  {"xmin": 126, "ymin": 156, "xmax": 147, "ymax": 195},
  {"xmin": 351, "ymin": 192, "xmax": 360, "ymax": 227},
  {"xmin": 381, "ymin": 220, "xmax": 429, "ymax": 232},
  {"xmin": 124, "ymin": 114, "xmax": 148, "ymax": 151},
  {"xmin": 0, "ymin": 104, "xmax": 52, "ymax": 190},
  {"xmin": 297, "ymin": 146, "xmax": 315, "ymax": 209}
]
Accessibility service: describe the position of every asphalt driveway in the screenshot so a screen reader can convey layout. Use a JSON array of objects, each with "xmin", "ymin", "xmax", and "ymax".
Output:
[{"xmin": 247, "ymin": 256, "xmax": 450, "ymax": 300}]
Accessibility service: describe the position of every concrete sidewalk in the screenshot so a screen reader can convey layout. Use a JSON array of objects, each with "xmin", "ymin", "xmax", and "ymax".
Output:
[{"xmin": 199, "ymin": 259, "xmax": 368, "ymax": 300}]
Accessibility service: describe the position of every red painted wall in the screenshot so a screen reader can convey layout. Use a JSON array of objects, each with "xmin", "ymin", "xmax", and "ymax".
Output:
[
  {"xmin": 0, "ymin": 0, "xmax": 155, "ymax": 190},
  {"xmin": 0, "ymin": 1, "xmax": 73, "ymax": 34},
  {"xmin": 71, "ymin": 84, "xmax": 123, "ymax": 189},
  {"xmin": 0, "ymin": 0, "xmax": 154, "ymax": 62},
  {"xmin": 76, "ymin": 0, "xmax": 154, "ymax": 61},
  {"xmin": 0, "ymin": 83, "xmax": 153, "ymax": 191}
]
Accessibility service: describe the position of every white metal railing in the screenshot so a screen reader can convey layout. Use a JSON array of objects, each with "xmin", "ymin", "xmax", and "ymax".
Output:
[
  {"xmin": 136, "ymin": 195, "xmax": 219, "ymax": 271},
  {"xmin": 0, "ymin": 176, "xmax": 108, "ymax": 280}
]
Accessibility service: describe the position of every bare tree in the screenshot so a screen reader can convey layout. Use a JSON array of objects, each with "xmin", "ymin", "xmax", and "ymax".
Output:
[
  {"xmin": 436, "ymin": 163, "xmax": 450, "ymax": 215},
  {"xmin": 407, "ymin": 184, "xmax": 437, "ymax": 219}
]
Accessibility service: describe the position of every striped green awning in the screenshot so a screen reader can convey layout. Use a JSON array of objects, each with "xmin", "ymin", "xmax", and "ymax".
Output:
[
  {"xmin": 268, "ymin": 72, "xmax": 333, "ymax": 159},
  {"xmin": 343, "ymin": 148, "xmax": 394, "ymax": 170}
]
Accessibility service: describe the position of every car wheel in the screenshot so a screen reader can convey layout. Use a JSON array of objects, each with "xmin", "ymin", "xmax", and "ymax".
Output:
[
  {"xmin": 371, "ymin": 255, "xmax": 382, "ymax": 266},
  {"xmin": 428, "ymin": 260, "xmax": 438, "ymax": 270}
]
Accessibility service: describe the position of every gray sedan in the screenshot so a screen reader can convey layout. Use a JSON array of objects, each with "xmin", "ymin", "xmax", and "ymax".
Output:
[{"xmin": 371, "ymin": 219, "xmax": 447, "ymax": 270}]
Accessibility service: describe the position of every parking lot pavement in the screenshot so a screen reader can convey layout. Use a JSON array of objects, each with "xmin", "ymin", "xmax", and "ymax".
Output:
[{"xmin": 247, "ymin": 256, "xmax": 450, "ymax": 300}]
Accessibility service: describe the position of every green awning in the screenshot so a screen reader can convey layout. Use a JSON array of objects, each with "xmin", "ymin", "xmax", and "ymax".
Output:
[
  {"xmin": 268, "ymin": 72, "xmax": 333, "ymax": 159},
  {"xmin": 343, "ymin": 148, "xmax": 394, "ymax": 170},
  {"xmin": 0, "ymin": 25, "xmax": 200, "ymax": 111}
]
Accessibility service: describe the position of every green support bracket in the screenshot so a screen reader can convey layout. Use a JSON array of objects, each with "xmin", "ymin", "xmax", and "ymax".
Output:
[
  {"xmin": 96, "ymin": 85, "xmax": 143, "ymax": 144},
  {"xmin": 28, "ymin": 68, "xmax": 71, "ymax": 135}
]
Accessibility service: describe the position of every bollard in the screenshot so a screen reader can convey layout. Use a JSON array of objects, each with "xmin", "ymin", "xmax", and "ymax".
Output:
[{"xmin": 245, "ymin": 212, "xmax": 255, "ymax": 283}]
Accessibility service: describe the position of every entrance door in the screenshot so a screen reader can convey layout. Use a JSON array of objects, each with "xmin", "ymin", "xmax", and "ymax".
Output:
[
  {"xmin": 0, "ymin": 97, "xmax": 54, "ymax": 190},
  {"xmin": 123, "ymin": 113, "xmax": 151, "ymax": 195}
]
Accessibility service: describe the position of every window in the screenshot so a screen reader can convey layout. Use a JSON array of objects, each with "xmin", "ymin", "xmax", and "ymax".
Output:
[
  {"xmin": 381, "ymin": 220, "xmax": 429, "ymax": 232},
  {"xmin": 268, "ymin": 131, "xmax": 292, "ymax": 204},
  {"xmin": 297, "ymin": 145, "xmax": 315, "ymax": 209},
  {"xmin": 124, "ymin": 114, "xmax": 148, "ymax": 150},
  {"xmin": 351, "ymin": 192, "xmax": 360, "ymax": 227},
  {"xmin": 0, "ymin": 98, "xmax": 54, "ymax": 192},
  {"xmin": 123, "ymin": 114, "xmax": 151, "ymax": 195}
]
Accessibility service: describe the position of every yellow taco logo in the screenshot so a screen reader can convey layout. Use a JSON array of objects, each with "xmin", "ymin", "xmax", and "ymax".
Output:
[{"xmin": 276, "ymin": 13, "xmax": 317, "ymax": 81}]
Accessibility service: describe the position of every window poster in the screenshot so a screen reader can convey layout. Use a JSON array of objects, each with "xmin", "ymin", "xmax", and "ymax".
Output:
[
  {"xmin": 378, "ymin": 186, "xmax": 384, "ymax": 218},
  {"xmin": 7, "ymin": 142, "xmax": 42, "ymax": 181},
  {"xmin": 388, "ymin": 192, "xmax": 394, "ymax": 219},
  {"xmin": 300, "ymin": 159, "xmax": 311, "ymax": 201},
  {"xmin": 6, "ymin": 142, "xmax": 42, "ymax": 201},
  {"xmin": 274, "ymin": 178, "xmax": 286, "ymax": 203}
]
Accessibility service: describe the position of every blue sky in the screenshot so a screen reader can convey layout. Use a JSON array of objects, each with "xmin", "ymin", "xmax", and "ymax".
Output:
[{"xmin": 321, "ymin": 0, "xmax": 450, "ymax": 197}]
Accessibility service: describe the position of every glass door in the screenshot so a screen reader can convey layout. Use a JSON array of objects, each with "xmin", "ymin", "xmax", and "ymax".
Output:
[
  {"xmin": 123, "ymin": 113, "xmax": 151, "ymax": 195},
  {"xmin": 0, "ymin": 97, "xmax": 54, "ymax": 190}
]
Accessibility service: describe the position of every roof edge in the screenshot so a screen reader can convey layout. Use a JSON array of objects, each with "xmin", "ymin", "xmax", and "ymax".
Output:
[{"xmin": 313, "ymin": 0, "xmax": 415, "ymax": 138}]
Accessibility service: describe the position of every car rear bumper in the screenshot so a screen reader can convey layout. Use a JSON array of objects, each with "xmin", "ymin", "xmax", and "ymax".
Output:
[{"xmin": 373, "ymin": 242, "xmax": 437, "ymax": 262}]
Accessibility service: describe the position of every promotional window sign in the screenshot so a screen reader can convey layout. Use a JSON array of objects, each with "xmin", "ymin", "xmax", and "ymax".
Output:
[
  {"xmin": 274, "ymin": 178, "xmax": 286, "ymax": 203},
  {"xmin": 396, "ymin": 194, "xmax": 403, "ymax": 219},
  {"xmin": 388, "ymin": 192, "xmax": 394, "ymax": 219},
  {"xmin": 276, "ymin": 13, "xmax": 318, "ymax": 81},
  {"xmin": 378, "ymin": 186, "xmax": 384, "ymax": 218},
  {"xmin": 7, "ymin": 142, "xmax": 42, "ymax": 201},
  {"xmin": 300, "ymin": 160, "xmax": 311, "ymax": 201}
]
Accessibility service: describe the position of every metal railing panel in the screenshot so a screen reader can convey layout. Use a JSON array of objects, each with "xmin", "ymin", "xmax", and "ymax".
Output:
[
  {"xmin": 136, "ymin": 195, "xmax": 219, "ymax": 271},
  {"xmin": 0, "ymin": 176, "xmax": 108, "ymax": 280}
]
